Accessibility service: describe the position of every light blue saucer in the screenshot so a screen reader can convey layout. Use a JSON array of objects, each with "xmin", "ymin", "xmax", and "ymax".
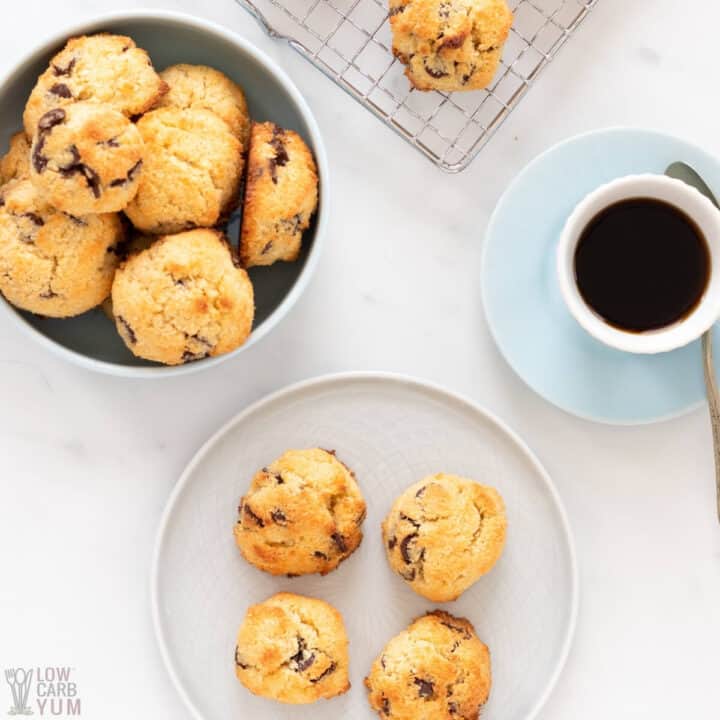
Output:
[{"xmin": 482, "ymin": 127, "xmax": 720, "ymax": 425}]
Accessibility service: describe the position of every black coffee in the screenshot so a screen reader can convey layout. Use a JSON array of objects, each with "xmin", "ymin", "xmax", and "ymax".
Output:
[{"xmin": 574, "ymin": 198, "xmax": 711, "ymax": 332}]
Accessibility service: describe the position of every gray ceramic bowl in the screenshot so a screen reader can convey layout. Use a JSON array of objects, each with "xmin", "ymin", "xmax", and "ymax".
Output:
[{"xmin": 0, "ymin": 10, "xmax": 329, "ymax": 377}]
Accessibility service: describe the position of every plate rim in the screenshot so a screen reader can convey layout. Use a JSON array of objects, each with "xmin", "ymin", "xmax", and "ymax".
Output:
[
  {"xmin": 150, "ymin": 370, "xmax": 579, "ymax": 720},
  {"xmin": 481, "ymin": 125, "xmax": 713, "ymax": 426}
]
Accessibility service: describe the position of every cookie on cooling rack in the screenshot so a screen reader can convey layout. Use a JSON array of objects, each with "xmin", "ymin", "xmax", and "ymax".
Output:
[
  {"xmin": 29, "ymin": 103, "xmax": 144, "ymax": 215},
  {"xmin": 365, "ymin": 611, "xmax": 491, "ymax": 720},
  {"xmin": 382, "ymin": 473, "xmax": 507, "ymax": 602},
  {"xmin": 156, "ymin": 64, "xmax": 251, "ymax": 147},
  {"xmin": 390, "ymin": 0, "xmax": 513, "ymax": 92},
  {"xmin": 23, "ymin": 33, "xmax": 167, "ymax": 136},
  {"xmin": 235, "ymin": 592, "xmax": 350, "ymax": 704},
  {"xmin": 239, "ymin": 121, "xmax": 318, "ymax": 268},
  {"xmin": 0, "ymin": 179, "xmax": 123, "ymax": 317},
  {"xmin": 234, "ymin": 448, "xmax": 366, "ymax": 576},
  {"xmin": 124, "ymin": 107, "xmax": 243, "ymax": 234},
  {"xmin": 111, "ymin": 228, "xmax": 254, "ymax": 365},
  {"xmin": 0, "ymin": 132, "xmax": 31, "ymax": 184}
]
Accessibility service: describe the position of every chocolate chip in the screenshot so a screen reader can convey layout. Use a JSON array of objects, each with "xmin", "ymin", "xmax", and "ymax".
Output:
[
  {"xmin": 313, "ymin": 551, "xmax": 328, "ymax": 560},
  {"xmin": 400, "ymin": 513, "xmax": 420, "ymax": 528},
  {"xmin": 310, "ymin": 661, "xmax": 336, "ymax": 683},
  {"xmin": 234, "ymin": 647, "xmax": 248, "ymax": 669},
  {"xmin": 286, "ymin": 573, "xmax": 299, "ymax": 578},
  {"xmin": 413, "ymin": 677, "xmax": 434, "ymax": 700},
  {"xmin": 331, "ymin": 533, "xmax": 347, "ymax": 553},
  {"xmin": 181, "ymin": 349, "xmax": 209, "ymax": 363},
  {"xmin": 439, "ymin": 34, "xmax": 465, "ymax": 50},
  {"xmin": 448, "ymin": 701, "xmax": 459, "ymax": 714},
  {"xmin": 111, "ymin": 159, "xmax": 143, "ymax": 187},
  {"xmin": 39, "ymin": 289, "xmax": 58, "ymax": 299},
  {"xmin": 102, "ymin": 137, "xmax": 120, "ymax": 148},
  {"xmin": 49, "ymin": 83, "xmax": 72, "ymax": 98},
  {"xmin": 60, "ymin": 156, "xmax": 101, "ymax": 199},
  {"xmin": 388, "ymin": 536, "xmax": 397, "ymax": 550},
  {"xmin": 260, "ymin": 241, "xmax": 273, "ymax": 255},
  {"xmin": 415, "ymin": 485, "xmax": 427, "ymax": 498},
  {"xmin": 243, "ymin": 505, "xmax": 264, "ymax": 527},
  {"xmin": 440, "ymin": 621, "xmax": 471, "ymax": 639},
  {"xmin": 116, "ymin": 315, "xmax": 136, "ymax": 344},
  {"xmin": 268, "ymin": 125, "xmax": 289, "ymax": 185},
  {"xmin": 63, "ymin": 212, "xmax": 87, "ymax": 226},
  {"xmin": 400, "ymin": 567, "xmax": 416, "ymax": 581},
  {"xmin": 438, "ymin": 1, "xmax": 451, "ymax": 18},
  {"xmin": 23, "ymin": 212, "xmax": 44, "ymax": 227},
  {"xmin": 277, "ymin": 214, "xmax": 302, "ymax": 235},
  {"xmin": 389, "ymin": 5, "xmax": 405, "ymax": 14},
  {"xmin": 424, "ymin": 64, "xmax": 448, "ymax": 79},
  {"xmin": 381, "ymin": 697, "xmax": 391, "ymax": 715},
  {"xmin": 400, "ymin": 534, "xmax": 418, "ymax": 564},
  {"xmin": 38, "ymin": 108, "xmax": 67, "ymax": 132},
  {"xmin": 52, "ymin": 58, "xmax": 76, "ymax": 76},
  {"xmin": 289, "ymin": 638, "xmax": 315, "ymax": 672},
  {"xmin": 380, "ymin": 655, "xmax": 386, "ymax": 669},
  {"xmin": 271, "ymin": 509, "xmax": 287, "ymax": 524}
]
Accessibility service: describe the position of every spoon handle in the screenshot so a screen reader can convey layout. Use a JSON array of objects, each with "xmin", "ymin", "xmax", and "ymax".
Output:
[{"xmin": 702, "ymin": 330, "xmax": 720, "ymax": 523}]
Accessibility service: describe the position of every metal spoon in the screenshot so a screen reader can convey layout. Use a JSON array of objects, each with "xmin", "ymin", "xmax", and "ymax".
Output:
[{"xmin": 666, "ymin": 161, "xmax": 720, "ymax": 523}]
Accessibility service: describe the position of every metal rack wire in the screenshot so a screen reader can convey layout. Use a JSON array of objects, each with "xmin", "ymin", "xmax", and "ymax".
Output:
[{"xmin": 236, "ymin": 0, "xmax": 598, "ymax": 172}]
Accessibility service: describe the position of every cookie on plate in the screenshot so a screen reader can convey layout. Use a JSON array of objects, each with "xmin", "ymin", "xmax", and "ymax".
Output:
[
  {"xmin": 235, "ymin": 592, "xmax": 350, "ymax": 704},
  {"xmin": 124, "ymin": 107, "xmax": 243, "ymax": 234},
  {"xmin": 0, "ymin": 132, "xmax": 31, "ymax": 184},
  {"xmin": 111, "ymin": 228, "xmax": 254, "ymax": 365},
  {"xmin": 390, "ymin": 0, "xmax": 513, "ymax": 92},
  {"xmin": 29, "ymin": 103, "xmax": 144, "ymax": 215},
  {"xmin": 382, "ymin": 473, "xmax": 507, "ymax": 602},
  {"xmin": 156, "ymin": 64, "xmax": 250, "ymax": 147},
  {"xmin": 365, "ymin": 611, "xmax": 491, "ymax": 720},
  {"xmin": 239, "ymin": 121, "xmax": 318, "ymax": 268},
  {"xmin": 0, "ymin": 179, "xmax": 123, "ymax": 316},
  {"xmin": 23, "ymin": 33, "xmax": 167, "ymax": 135},
  {"xmin": 234, "ymin": 448, "xmax": 366, "ymax": 576}
]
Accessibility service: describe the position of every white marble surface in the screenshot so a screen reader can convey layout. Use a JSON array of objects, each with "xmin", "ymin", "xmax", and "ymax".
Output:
[{"xmin": 1, "ymin": 0, "xmax": 719, "ymax": 717}]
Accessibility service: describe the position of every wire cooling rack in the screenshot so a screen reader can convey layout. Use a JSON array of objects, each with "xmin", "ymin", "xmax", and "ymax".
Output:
[{"xmin": 236, "ymin": 0, "xmax": 597, "ymax": 172}]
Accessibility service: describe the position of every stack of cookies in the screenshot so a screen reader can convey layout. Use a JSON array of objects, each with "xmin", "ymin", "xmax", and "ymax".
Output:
[
  {"xmin": 232, "ymin": 448, "xmax": 508, "ymax": 718},
  {"xmin": 0, "ymin": 33, "xmax": 319, "ymax": 365}
]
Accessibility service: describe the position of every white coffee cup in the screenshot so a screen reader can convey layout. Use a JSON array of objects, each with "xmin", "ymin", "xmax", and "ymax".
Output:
[{"xmin": 557, "ymin": 174, "xmax": 720, "ymax": 354}]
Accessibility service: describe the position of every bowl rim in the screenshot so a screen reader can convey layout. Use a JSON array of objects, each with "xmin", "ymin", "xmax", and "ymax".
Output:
[{"xmin": 0, "ymin": 8, "xmax": 330, "ymax": 378}]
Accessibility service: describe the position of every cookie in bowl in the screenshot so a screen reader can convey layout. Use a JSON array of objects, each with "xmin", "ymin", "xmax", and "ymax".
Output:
[
  {"xmin": 125, "ymin": 107, "xmax": 242, "ymax": 234},
  {"xmin": 240, "ymin": 121, "xmax": 318, "ymax": 268},
  {"xmin": 365, "ymin": 611, "xmax": 491, "ymax": 720},
  {"xmin": 0, "ymin": 179, "xmax": 123, "ymax": 317},
  {"xmin": 111, "ymin": 228, "xmax": 254, "ymax": 365},
  {"xmin": 156, "ymin": 64, "xmax": 250, "ymax": 147},
  {"xmin": 0, "ymin": 132, "xmax": 31, "ymax": 184},
  {"xmin": 235, "ymin": 592, "xmax": 350, "ymax": 704},
  {"xmin": 234, "ymin": 448, "xmax": 366, "ymax": 576},
  {"xmin": 23, "ymin": 33, "xmax": 167, "ymax": 135},
  {"xmin": 382, "ymin": 473, "xmax": 507, "ymax": 601},
  {"xmin": 390, "ymin": 0, "xmax": 513, "ymax": 92},
  {"xmin": 29, "ymin": 102, "xmax": 144, "ymax": 215}
]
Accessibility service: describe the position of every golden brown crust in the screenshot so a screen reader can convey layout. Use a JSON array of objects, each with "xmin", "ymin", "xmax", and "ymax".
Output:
[
  {"xmin": 365, "ymin": 611, "xmax": 491, "ymax": 719},
  {"xmin": 240, "ymin": 122, "xmax": 318, "ymax": 268},
  {"xmin": 156, "ymin": 64, "xmax": 250, "ymax": 147},
  {"xmin": 111, "ymin": 228, "xmax": 254, "ymax": 365},
  {"xmin": 234, "ymin": 448, "xmax": 366, "ymax": 576},
  {"xmin": 23, "ymin": 33, "xmax": 167, "ymax": 135},
  {"xmin": 0, "ymin": 179, "xmax": 123, "ymax": 316},
  {"xmin": 382, "ymin": 473, "xmax": 507, "ymax": 602},
  {"xmin": 124, "ymin": 107, "xmax": 243, "ymax": 234},
  {"xmin": 29, "ymin": 102, "xmax": 144, "ymax": 215},
  {"xmin": 0, "ymin": 132, "xmax": 31, "ymax": 184},
  {"xmin": 390, "ymin": 0, "xmax": 513, "ymax": 92},
  {"xmin": 235, "ymin": 592, "xmax": 351, "ymax": 704}
]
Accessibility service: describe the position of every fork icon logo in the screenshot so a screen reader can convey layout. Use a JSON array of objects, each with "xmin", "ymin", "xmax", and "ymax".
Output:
[{"xmin": 4, "ymin": 669, "xmax": 33, "ymax": 716}]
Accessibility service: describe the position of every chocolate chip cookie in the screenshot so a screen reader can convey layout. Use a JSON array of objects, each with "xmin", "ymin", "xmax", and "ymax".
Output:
[
  {"xmin": 23, "ymin": 33, "xmax": 167, "ymax": 136},
  {"xmin": 235, "ymin": 592, "xmax": 350, "ymax": 704},
  {"xmin": 239, "ymin": 122, "xmax": 318, "ymax": 268},
  {"xmin": 365, "ymin": 611, "xmax": 491, "ymax": 720},
  {"xmin": 0, "ymin": 132, "xmax": 31, "ymax": 184},
  {"xmin": 0, "ymin": 179, "xmax": 123, "ymax": 316},
  {"xmin": 390, "ymin": 0, "xmax": 513, "ymax": 92},
  {"xmin": 111, "ymin": 228, "xmax": 254, "ymax": 365},
  {"xmin": 382, "ymin": 473, "xmax": 507, "ymax": 602},
  {"xmin": 124, "ymin": 107, "xmax": 243, "ymax": 234},
  {"xmin": 156, "ymin": 64, "xmax": 250, "ymax": 147},
  {"xmin": 29, "ymin": 103, "xmax": 144, "ymax": 215},
  {"xmin": 234, "ymin": 448, "xmax": 366, "ymax": 576}
]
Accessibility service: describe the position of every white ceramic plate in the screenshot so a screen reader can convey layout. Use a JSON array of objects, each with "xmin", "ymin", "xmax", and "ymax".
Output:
[{"xmin": 152, "ymin": 373, "xmax": 578, "ymax": 720}]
